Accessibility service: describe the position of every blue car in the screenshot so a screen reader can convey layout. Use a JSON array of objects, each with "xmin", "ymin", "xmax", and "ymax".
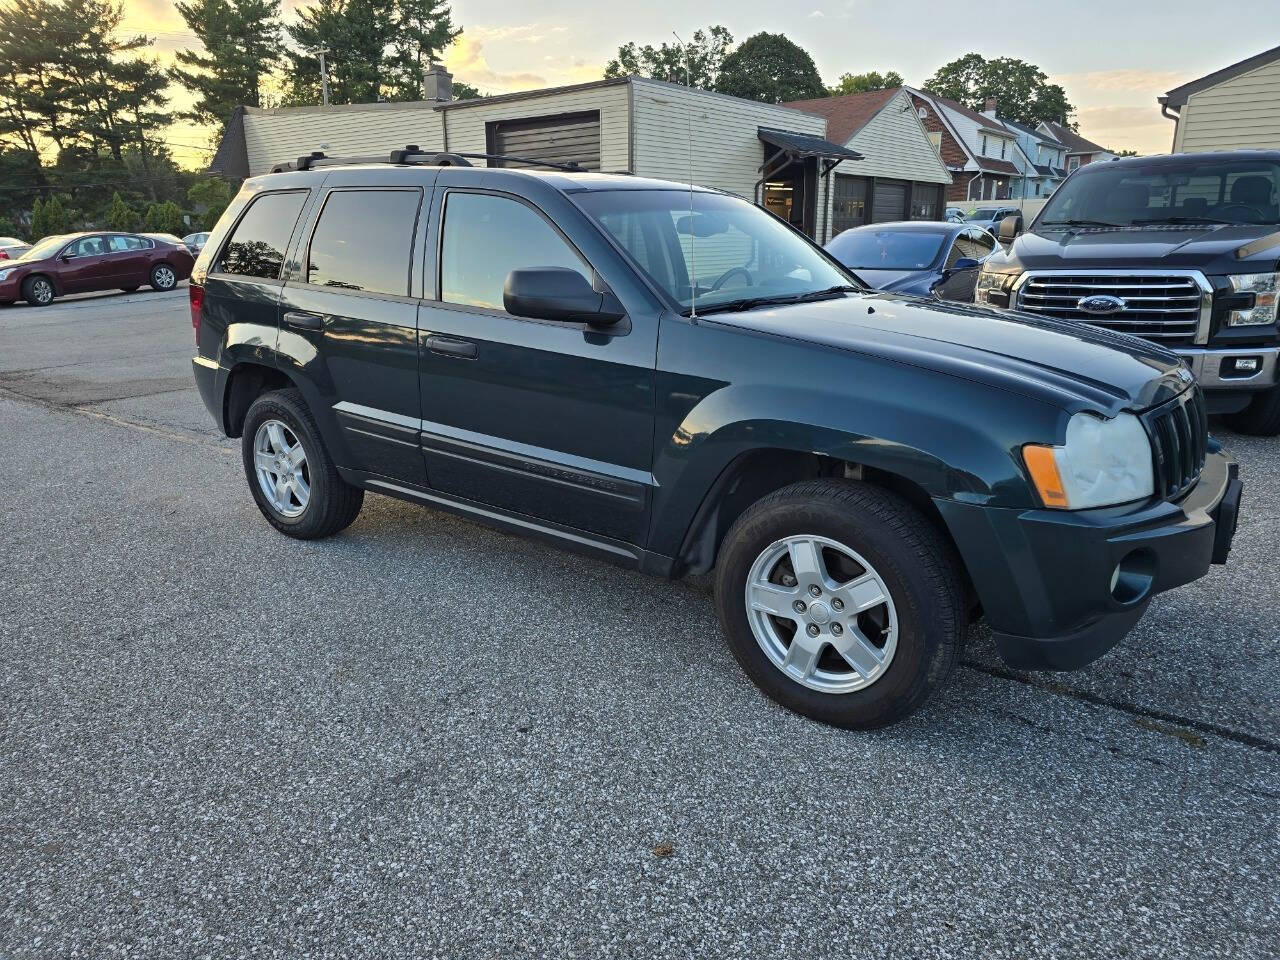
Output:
[{"xmin": 825, "ymin": 221, "xmax": 998, "ymax": 302}]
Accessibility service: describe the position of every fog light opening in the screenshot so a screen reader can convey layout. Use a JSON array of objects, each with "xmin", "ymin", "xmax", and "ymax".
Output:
[{"xmin": 1110, "ymin": 550, "xmax": 1156, "ymax": 605}]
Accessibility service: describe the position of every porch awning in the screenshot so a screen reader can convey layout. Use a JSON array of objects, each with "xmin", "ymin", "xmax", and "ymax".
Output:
[{"xmin": 757, "ymin": 127, "xmax": 864, "ymax": 162}]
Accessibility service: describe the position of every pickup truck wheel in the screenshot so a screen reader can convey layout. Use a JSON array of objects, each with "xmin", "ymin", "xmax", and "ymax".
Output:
[
  {"xmin": 1221, "ymin": 384, "xmax": 1280, "ymax": 436},
  {"xmin": 150, "ymin": 264, "xmax": 177, "ymax": 291},
  {"xmin": 241, "ymin": 388, "xmax": 363, "ymax": 539},
  {"xmin": 714, "ymin": 479, "xmax": 963, "ymax": 729}
]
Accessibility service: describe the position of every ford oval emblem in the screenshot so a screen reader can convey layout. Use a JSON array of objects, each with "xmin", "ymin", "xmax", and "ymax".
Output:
[{"xmin": 1078, "ymin": 294, "xmax": 1127, "ymax": 315}]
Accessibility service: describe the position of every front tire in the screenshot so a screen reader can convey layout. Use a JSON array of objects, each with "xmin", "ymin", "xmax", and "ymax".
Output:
[
  {"xmin": 714, "ymin": 479, "xmax": 964, "ymax": 729},
  {"xmin": 1221, "ymin": 384, "xmax": 1280, "ymax": 436},
  {"xmin": 150, "ymin": 263, "xmax": 177, "ymax": 291},
  {"xmin": 22, "ymin": 275, "xmax": 54, "ymax": 306},
  {"xmin": 241, "ymin": 388, "xmax": 364, "ymax": 539}
]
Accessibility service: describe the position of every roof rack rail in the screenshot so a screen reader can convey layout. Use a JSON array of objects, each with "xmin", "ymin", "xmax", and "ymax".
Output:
[{"xmin": 269, "ymin": 146, "xmax": 588, "ymax": 174}]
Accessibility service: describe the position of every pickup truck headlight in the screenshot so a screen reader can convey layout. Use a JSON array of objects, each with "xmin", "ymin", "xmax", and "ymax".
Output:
[
  {"xmin": 1226, "ymin": 272, "xmax": 1279, "ymax": 326},
  {"xmin": 1022, "ymin": 412, "xmax": 1154, "ymax": 510},
  {"xmin": 975, "ymin": 267, "xmax": 1018, "ymax": 305}
]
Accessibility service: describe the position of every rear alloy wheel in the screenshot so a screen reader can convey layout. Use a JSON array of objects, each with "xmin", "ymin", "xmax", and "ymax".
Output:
[
  {"xmin": 241, "ymin": 388, "xmax": 364, "ymax": 539},
  {"xmin": 715, "ymin": 479, "xmax": 964, "ymax": 729},
  {"xmin": 22, "ymin": 275, "xmax": 54, "ymax": 307},
  {"xmin": 150, "ymin": 264, "xmax": 177, "ymax": 291}
]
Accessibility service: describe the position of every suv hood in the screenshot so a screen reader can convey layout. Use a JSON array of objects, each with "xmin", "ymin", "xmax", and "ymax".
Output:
[
  {"xmin": 1005, "ymin": 222, "xmax": 1280, "ymax": 273},
  {"xmin": 711, "ymin": 292, "xmax": 1191, "ymax": 414}
]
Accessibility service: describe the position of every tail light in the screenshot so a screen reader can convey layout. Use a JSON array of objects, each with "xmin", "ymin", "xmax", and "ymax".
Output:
[
  {"xmin": 0, "ymin": 250, "xmax": 9, "ymax": 260},
  {"xmin": 189, "ymin": 281, "xmax": 205, "ymax": 345}
]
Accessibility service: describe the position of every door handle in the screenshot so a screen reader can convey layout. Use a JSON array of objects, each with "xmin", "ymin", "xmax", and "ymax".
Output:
[
  {"xmin": 426, "ymin": 335, "xmax": 477, "ymax": 359},
  {"xmin": 283, "ymin": 311, "xmax": 324, "ymax": 332}
]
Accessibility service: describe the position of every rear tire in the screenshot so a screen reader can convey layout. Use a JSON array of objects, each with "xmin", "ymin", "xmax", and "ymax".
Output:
[
  {"xmin": 149, "ymin": 263, "xmax": 177, "ymax": 291},
  {"xmin": 714, "ymin": 479, "xmax": 964, "ymax": 729},
  {"xmin": 1222, "ymin": 384, "xmax": 1280, "ymax": 436},
  {"xmin": 22, "ymin": 275, "xmax": 54, "ymax": 306},
  {"xmin": 241, "ymin": 388, "xmax": 364, "ymax": 539}
]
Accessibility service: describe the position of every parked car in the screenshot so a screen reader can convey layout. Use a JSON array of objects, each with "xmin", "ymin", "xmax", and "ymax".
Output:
[
  {"xmin": 0, "ymin": 231, "xmax": 194, "ymax": 307},
  {"xmin": 190, "ymin": 154, "xmax": 1240, "ymax": 729},
  {"xmin": 978, "ymin": 150, "xmax": 1280, "ymax": 435},
  {"xmin": 964, "ymin": 205, "xmax": 1022, "ymax": 232},
  {"xmin": 0, "ymin": 236, "xmax": 30, "ymax": 260},
  {"xmin": 945, "ymin": 208, "xmax": 967, "ymax": 223},
  {"xmin": 825, "ymin": 221, "xmax": 996, "ymax": 302},
  {"xmin": 183, "ymin": 231, "xmax": 210, "ymax": 256}
]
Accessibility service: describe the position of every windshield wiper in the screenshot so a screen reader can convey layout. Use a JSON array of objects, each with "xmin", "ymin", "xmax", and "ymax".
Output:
[
  {"xmin": 1040, "ymin": 218, "xmax": 1124, "ymax": 228},
  {"xmin": 1130, "ymin": 216, "xmax": 1236, "ymax": 226},
  {"xmin": 686, "ymin": 285, "xmax": 858, "ymax": 317}
]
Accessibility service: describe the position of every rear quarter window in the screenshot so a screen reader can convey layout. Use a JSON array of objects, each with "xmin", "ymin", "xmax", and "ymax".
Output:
[
  {"xmin": 217, "ymin": 191, "xmax": 308, "ymax": 280},
  {"xmin": 305, "ymin": 188, "xmax": 422, "ymax": 296}
]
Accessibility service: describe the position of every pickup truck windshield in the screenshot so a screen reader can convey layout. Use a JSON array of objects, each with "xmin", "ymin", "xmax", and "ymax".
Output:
[
  {"xmin": 1040, "ymin": 157, "xmax": 1280, "ymax": 227},
  {"xmin": 576, "ymin": 189, "xmax": 856, "ymax": 313}
]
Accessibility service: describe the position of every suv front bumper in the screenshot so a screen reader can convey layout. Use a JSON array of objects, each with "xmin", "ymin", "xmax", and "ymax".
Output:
[{"xmin": 935, "ymin": 449, "xmax": 1241, "ymax": 671}]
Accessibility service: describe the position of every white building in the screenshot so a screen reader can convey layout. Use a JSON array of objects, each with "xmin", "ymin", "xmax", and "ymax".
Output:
[
  {"xmin": 210, "ymin": 70, "xmax": 952, "ymax": 244},
  {"xmin": 1160, "ymin": 43, "xmax": 1280, "ymax": 152}
]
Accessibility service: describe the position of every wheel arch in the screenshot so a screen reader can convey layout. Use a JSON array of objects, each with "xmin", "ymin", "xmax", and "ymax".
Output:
[
  {"xmin": 23, "ymin": 271, "xmax": 59, "ymax": 298},
  {"xmin": 222, "ymin": 360, "xmax": 298, "ymax": 438}
]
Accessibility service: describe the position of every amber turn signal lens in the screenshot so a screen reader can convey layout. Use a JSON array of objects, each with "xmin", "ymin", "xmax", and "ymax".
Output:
[{"xmin": 1023, "ymin": 444, "xmax": 1069, "ymax": 509}]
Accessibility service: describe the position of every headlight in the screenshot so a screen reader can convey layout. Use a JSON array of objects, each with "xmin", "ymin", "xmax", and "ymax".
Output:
[
  {"xmin": 0, "ymin": 268, "xmax": 12, "ymax": 282},
  {"xmin": 1022, "ymin": 412, "xmax": 1153, "ymax": 509},
  {"xmin": 975, "ymin": 268, "xmax": 1018, "ymax": 305},
  {"xmin": 1226, "ymin": 272, "xmax": 1279, "ymax": 326}
]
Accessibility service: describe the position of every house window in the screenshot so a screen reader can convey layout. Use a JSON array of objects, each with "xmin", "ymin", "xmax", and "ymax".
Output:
[
  {"xmin": 981, "ymin": 135, "xmax": 988, "ymax": 155},
  {"xmin": 1000, "ymin": 140, "xmax": 1007, "ymax": 159},
  {"xmin": 1067, "ymin": 156, "xmax": 1080, "ymax": 173},
  {"xmin": 927, "ymin": 130, "xmax": 942, "ymax": 154}
]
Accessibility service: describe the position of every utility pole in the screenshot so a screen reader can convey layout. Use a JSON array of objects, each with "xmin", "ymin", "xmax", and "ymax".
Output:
[{"xmin": 315, "ymin": 48, "xmax": 331, "ymax": 107}]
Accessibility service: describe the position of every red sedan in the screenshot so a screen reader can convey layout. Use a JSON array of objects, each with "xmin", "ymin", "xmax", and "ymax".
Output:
[{"xmin": 0, "ymin": 231, "xmax": 195, "ymax": 307}]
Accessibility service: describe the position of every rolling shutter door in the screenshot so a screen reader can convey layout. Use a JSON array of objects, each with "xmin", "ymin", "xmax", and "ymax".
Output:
[
  {"xmin": 487, "ymin": 112, "xmax": 601, "ymax": 170},
  {"xmin": 871, "ymin": 180, "xmax": 907, "ymax": 222}
]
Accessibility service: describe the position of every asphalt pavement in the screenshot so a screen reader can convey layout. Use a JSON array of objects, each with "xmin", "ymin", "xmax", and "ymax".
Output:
[{"xmin": 0, "ymin": 289, "xmax": 1276, "ymax": 959}]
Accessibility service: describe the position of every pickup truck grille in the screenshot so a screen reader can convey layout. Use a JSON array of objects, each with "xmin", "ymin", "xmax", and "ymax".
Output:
[
  {"xmin": 1144, "ymin": 387, "xmax": 1208, "ymax": 501},
  {"xmin": 1016, "ymin": 273, "xmax": 1206, "ymax": 346}
]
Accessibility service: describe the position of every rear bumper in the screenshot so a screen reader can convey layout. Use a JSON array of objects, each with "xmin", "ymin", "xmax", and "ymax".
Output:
[
  {"xmin": 192, "ymin": 356, "xmax": 225, "ymax": 431},
  {"xmin": 936, "ymin": 450, "xmax": 1240, "ymax": 671}
]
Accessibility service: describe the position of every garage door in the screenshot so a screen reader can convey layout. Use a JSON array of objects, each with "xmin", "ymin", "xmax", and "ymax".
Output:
[
  {"xmin": 486, "ymin": 111, "xmax": 601, "ymax": 170},
  {"xmin": 871, "ymin": 180, "xmax": 907, "ymax": 223}
]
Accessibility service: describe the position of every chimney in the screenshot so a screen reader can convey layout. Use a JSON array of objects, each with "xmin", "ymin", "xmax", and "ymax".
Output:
[
  {"xmin": 423, "ymin": 63, "xmax": 453, "ymax": 103},
  {"xmin": 982, "ymin": 97, "xmax": 998, "ymax": 118}
]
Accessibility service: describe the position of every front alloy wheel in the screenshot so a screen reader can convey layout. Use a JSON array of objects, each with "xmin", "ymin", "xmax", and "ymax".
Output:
[
  {"xmin": 253, "ymin": 419, "xmax": 310, "ymax": 518},
  {"xmin": 24, "ymin": 276, "xmax": 53, "ymax": 306},
  {"xmin": 746, "ymin": 535, "xmax": 898, "ymax": 693}
]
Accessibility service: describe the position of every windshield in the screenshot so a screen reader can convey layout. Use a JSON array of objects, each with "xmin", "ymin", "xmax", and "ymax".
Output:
[
  {"xmin": 826, "ymin": 228, "xmax": 946, "ymax": 271},
  {"xmin": 966, "ymin": 208, "xmax": 999, "ymax": 220},
  {"xmin": 19, "ymin": 236, "xmax": 68, "ymax": 261},
  {"xmin": 575, "ymin": 189, "xmax": 856, "ymax": 313},
  {"xmin": 1039, "ymin": 158, "xmax": 1280, "ymax": 227}
]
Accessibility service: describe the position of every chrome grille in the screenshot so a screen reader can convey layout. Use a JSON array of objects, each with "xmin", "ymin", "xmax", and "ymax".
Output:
[
  {"xmin": 1016, "ymin": 272, "xmax": 1207, "ymax": 346},
  {"xmin": 1144, "ymin": 387, "xmax": 1208, "ymax": 501}
]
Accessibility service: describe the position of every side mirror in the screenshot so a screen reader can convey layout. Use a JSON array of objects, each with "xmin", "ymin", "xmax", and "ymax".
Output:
[
  {"xmin": 503, "ymin": 267, "xmax": 625, "ymax": 326},
  {"xmin": 998, "ymin": 214, "xmax": 1023, "ymax": 242},
  {"xmin": 952, "ymin": 257, "xmax": 980, "ymax": 272}
]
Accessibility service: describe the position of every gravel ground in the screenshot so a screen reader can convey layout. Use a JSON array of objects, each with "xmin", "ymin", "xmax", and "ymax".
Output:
[{"xmin": 0, "ymin": 290, "xmax": 1277, "ymax": 959}]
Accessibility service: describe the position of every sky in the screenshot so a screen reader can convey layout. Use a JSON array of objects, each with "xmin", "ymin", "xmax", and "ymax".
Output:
[{"xmin": 121, "ymin": 0, "xmax": 1276, "ymax": 166}]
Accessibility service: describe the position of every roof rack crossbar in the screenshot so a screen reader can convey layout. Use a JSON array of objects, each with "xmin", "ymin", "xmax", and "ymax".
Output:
[{"xmin": 269, "ymin": 146, "xmax": 589, "ymax": 174}]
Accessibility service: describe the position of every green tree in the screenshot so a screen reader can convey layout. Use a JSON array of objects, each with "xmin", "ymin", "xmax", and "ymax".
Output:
[
  {"xmin": 384, "ymin": 0, "xmax": 460, "ymax": 101},
  {"xmin": 604, "ymin": 25, "xmax": 733, "ymax": 89},
  {"xmin": 284, "ymin": 0, "xmax": 395, "ymax": 105},
  {"xmin": 715, "ymin": 32, "xmax": 825, "ymax": 104},
  {"xmin": 451, "ymin": 80, "xmax": 482, "ymax": 100},
  {"xmin": 1113, "ymin": 148, "xmax": 1140, "ymax": 157},
  {"xmin": 924, "ymin": 53, "xmax": 1074, "ymax": 128},
  {"xmin": 0, "ymin": 217, "xmax": 21, "ymax": 240},
  {"xmin": 144, "ymin": 200, "xmax": 186, "ymax": 235},
  {"xmin": 187, "ymin": 177, "xmax": 234, "ymax": 229},
  {"xmin": 104, "ymin": 191, "xmax": 137, "ymax": 230},
  {"xmin": 171, "ymin": 0, "xmax": 283, "ymax": 126},
  {"xmin": 828, "ymin": 70, "xmax": 903, "ymax": 96},
  {"xmin": 31, "ymin": 194, "xmax": 72, "ymax": 237}
]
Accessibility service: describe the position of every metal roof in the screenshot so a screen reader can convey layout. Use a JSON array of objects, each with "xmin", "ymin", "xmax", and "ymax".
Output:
[{"xmin": 757, "ymin": 127, "xmax": 864, "ymax": 161}]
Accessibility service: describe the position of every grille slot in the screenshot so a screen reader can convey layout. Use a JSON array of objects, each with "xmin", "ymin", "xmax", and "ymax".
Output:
[
  {"xmin": 1017, "ymin": 273, "xmax": 1205, "ymax": 346},
  {"xmin": 1145, "ymin": 387, "xmax": 1207, "ymax": 500}
]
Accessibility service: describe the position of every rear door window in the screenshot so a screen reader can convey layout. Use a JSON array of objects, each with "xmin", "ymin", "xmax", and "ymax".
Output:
[
  {"xmin": 305, "ymin": 189, "xmax": 421, "ymax": 296},
  {"xmin": 439, "ymin": 191, "xmax": 590, "ymax": 311},
  {"xmin": 108, "ymin": 236, "xmax": 143, "ymax": 252},
  {"xmin": 218, "ymin": 191, "xmax": 308, "ymax": 280}
]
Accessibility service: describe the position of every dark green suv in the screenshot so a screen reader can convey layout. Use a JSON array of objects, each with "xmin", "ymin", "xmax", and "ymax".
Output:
[{"xmin": 189, "ymin": 152, "xmax": 1242, "ymax": 728}]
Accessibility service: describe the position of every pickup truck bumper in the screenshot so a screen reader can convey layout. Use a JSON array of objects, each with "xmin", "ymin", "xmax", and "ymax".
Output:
[
  {"xmin": 1178, "ymin": 345, "xmax": 1279, "ymax": 395},
  {"xmin": 935, "ymin": 449, "xmax": 1240, "ymax": 671}
]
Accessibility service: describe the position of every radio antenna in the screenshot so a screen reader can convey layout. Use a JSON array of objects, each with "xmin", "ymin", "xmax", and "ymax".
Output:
[{"xmin": 674, "ymin": 31, "xmax": 696, "ymax": 318}]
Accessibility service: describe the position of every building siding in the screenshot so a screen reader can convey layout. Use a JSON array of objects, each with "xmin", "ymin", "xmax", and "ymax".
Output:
[
  {"xmin": 243, "ymin": 103, "xmax": 446, "ymax": 175},
  {"xmin": 844, "ymin": 90, "xmax": 951, "ymax": 184},
  {"xmin": 1177, "ymin": 56, "xmax": 1280, "ymax": 151}
]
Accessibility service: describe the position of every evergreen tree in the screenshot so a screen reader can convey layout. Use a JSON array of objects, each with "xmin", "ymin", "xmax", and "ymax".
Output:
[
  {"xmin": 144, "ymin": 200, "xmax": 186, "ymax": 235},
  {"xmin": 31, "ymin": 195, "xmax": 72, "ymax": 237},
  {"xmin": 105, "ymin": 192, "xmax": 137, "ymax": 230},
  {"xmin": 187, "ymin": 177, "xmax": 235, "ymax": 229},
  {"xmin": 385, "ymin": 0, "xmax": 460, "ymax": 101},
  {"xmin": 285, "ymin": 0, "xmax": 395, "ymax": 105},
  {"xmin": 171, "ymin": 0, "xmax": 283, "ymax": 126}
]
